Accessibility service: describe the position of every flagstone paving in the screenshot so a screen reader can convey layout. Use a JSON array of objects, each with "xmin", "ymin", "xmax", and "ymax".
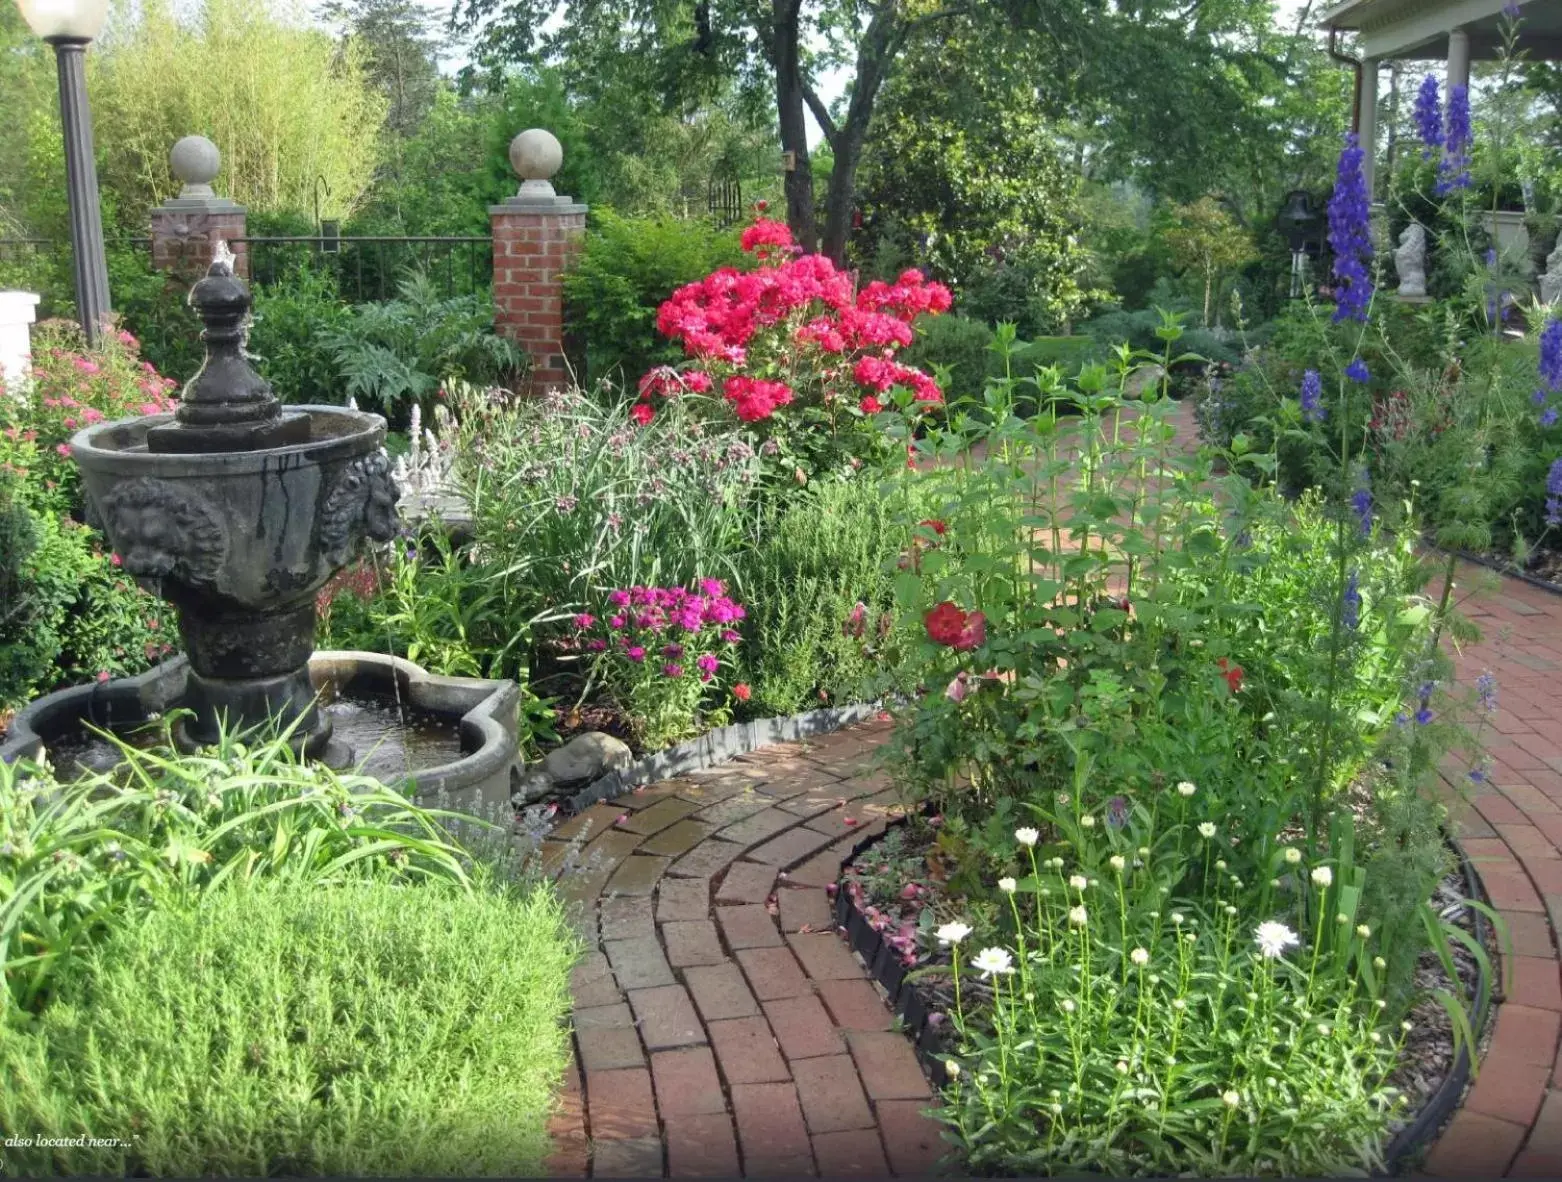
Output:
[{"xmin": 538, "ymin": 398, "xmax": 1562, "ymax": 1176}]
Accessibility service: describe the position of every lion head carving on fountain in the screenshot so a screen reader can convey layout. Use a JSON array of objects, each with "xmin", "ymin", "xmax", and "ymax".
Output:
[
  {"xmin": 318, "ymin": 451, "xmax": 402, "ymax": 567},
  {"xmin": 96, "ymin": 477, "xmax": 227, "ymax": 588}
]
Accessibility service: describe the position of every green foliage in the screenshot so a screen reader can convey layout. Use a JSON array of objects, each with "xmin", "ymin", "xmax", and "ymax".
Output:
[
  {"xmin": 901, "ymin": 315, "xmax": 995, "ymax": 405},
  {"xmin": 734, "ymin": 479, "xmax": 924, "ymax": 718},
  {"xmin": 105, "ymin": 248, "xmax": 205, "ymax": 384},
  {"xmin": 323, "ymin": 274, "xmax": 529, "ymax": 425},
  {"xmin": 0, "ymin": 875, "xmax": 574, "ymax": 1175},
  {"xmin": 346, "ymin": 86, "xmax": 505, "ymax": 238},
  {"xmin": 247, "ymin": 266, "xmax": 357, "ymax": 405},
  {"xmin": 0, "ymin": 728, "xmax": 494, "ymax": 1012},
  {"xmin": 458, "ymin": 385, "xmax": 758, "ymax": 640},
  {"xmin": 858, "ymin": 15, "xmax": 1095, "ymax": 333},
  {"xmin": 563, "ymin": 209, "xmax": 747, "ymax": 391}
]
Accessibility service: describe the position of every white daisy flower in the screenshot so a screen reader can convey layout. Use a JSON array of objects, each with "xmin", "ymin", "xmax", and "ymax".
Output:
[
  {"xmin": 1015, "ymin": 827, "xmax": 1040, "ymax": 847},
  {"xmin": 936, "ymin": 921, "xmax": 973, "ymax": 946},
  {"xmin": 1080, "ymin": 814, "xmax": 1096, "ymax": 829},
  {"xmin": 1130, "ymin": 947, "xmax": 1149, "ymax": 966},
  {"xmin": 1254, "ymin": 920, "xmax": 1299, "ymax": 960},
  {"xmin": 1177, "ymin": 781, "xmax": 1197, "ymax": 797},
  {"xmin": 1198, "ymin": 822, "xmax": 1217, "ymax": 838},
  {"xmin": 998, "ymin": 877, "xmax": 1017, "ymax": 893},
  {"xmin": 1109, "ymin": 855, "xmax": 1126, "ymax": 872},
  {"xmin": 1283, "ymin": 847, "xmax": 1301, "ymax": 864},
  {"xmin": 1311, "ymin": 866, "xmax": 1333, "ymax": 888},
  {"xmin": 971, "ymin": 947, "xmax": 1015, "ymax": 978},
  {"xmin": 1222, "ymin": 1090, "xmax": 1240, "ymax": 1107},
  {"xmin": 1068, "ymin": 905, "xmax": 1088, "ymax": 927},
  {"xmin": 1356, "ymin": 924, "xmax": 1371, "ymax": 938},
  {"xmin": 1069, "ymin": 874, "xmax": 1088, "ymax": 892}
]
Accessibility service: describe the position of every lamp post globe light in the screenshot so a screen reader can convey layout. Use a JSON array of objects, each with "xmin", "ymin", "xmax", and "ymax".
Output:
[{"xmin": 15, "ymin": 0, "xmax": 113, "ymax": 346}]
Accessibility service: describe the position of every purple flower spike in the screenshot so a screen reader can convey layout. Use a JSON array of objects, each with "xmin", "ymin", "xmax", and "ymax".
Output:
[
  {"xmin": 1413, "ymin": 75, "xmax": 1443, "ymax": 158},
  {"xmin": 1436, "ymin": 86, "xmax": 1473, "ymax": 195},
  {"xmin": 1300, "ymin": 368, "xmax": 1326, "ymax": 423},
  {"xmin": 1328, "ymin": 133, "xmax": 1375, "ymax": 323}
]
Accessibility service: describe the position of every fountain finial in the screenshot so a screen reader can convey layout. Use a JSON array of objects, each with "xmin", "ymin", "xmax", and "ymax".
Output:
[{"xmin": 144, "ymin": 250, "xmax": 310, "ymax": 453}]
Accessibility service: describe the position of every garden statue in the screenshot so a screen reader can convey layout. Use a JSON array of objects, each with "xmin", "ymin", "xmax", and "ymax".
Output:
[
  {"xmin": 1542, "ymin": 231, "xmax": 1562, "ymax": 306},
  {"xmin": 1394, "ymin": 223, "xmax": 1428, "ymax": 299}
]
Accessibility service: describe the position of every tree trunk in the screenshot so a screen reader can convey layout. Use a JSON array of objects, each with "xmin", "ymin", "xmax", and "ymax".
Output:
[
  {"xmin": 818, "ymin": 7, "xmax": 901, "ymax": 263},
  {"xmin": 771, "ymin": 0, "xmax": 817, "ymax": 250}
]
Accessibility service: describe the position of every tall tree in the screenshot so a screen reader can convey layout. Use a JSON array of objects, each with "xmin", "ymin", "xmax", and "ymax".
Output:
[{"xmin": 321, "ymin": 0, "xmax": 446, "ymax": 138}]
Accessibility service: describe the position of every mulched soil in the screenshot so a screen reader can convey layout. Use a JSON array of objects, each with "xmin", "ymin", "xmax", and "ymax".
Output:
[
  {"xmin": 840, "ymin": 818, "xmax": 1489, "ymax": 1165},
  {"xmin": 1469, "ymin": 545, "xmax": 1562, "ymax": 591}
]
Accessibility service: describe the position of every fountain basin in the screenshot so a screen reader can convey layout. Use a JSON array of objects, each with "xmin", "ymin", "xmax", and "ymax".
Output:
[
  {"xmin": 70, "ymin": 405, "xmax": 400, "ymax": 757},
  {"xmin": 0, "ymin": 653, "xmax": 523, "ymax": 818}
]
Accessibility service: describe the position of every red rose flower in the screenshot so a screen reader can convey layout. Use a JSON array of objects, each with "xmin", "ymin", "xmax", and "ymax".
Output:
[
  {"xmin": 734, "ymin": 683, "xmax": 752, "ymax": 701},
  {"xmin": 924, "ymin": 602, "xmax": 967, "ymax": 647},
  {"xmin": 953, "ymin": 610, "xmax": 986, "ymax": 652},
  {"xmin": 630, "ymin": 401, "xmax": 656, "ymax": 425}
]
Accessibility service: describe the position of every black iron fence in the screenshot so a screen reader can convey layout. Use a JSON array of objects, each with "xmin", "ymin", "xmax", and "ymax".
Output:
[
  {"xmin": 237, "ymin": 235, "xmax": 493, "ymax": 303},
  {"xmin": 0, "ymin": 235, "xmax": 493, "ymax": 307}
]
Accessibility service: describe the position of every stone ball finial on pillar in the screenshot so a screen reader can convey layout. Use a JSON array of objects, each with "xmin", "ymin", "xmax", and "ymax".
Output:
[
  {"xmin": 509, "ymin": 129, "xmax": 564, "ymax": 201},
  {"xmin": 170, "ymin": 135, "xmax": 222, "ymax": 201}
]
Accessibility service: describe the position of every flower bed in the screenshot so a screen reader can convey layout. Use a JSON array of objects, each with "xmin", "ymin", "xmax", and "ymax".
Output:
[{"xmin": 831, "ymin": 810, "xmax": 1495, "ymax": 1175}]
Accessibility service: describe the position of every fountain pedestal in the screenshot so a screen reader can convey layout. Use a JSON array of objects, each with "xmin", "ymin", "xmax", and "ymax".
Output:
[{"xmin": 71, "ymin": 248, "xmax": 398, "ymax": 762}]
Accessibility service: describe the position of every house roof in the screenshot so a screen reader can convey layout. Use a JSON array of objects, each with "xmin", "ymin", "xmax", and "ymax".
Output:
[{"xmin": 1320, "ymin": 0, "xmax": 1562, "ymax": 61}]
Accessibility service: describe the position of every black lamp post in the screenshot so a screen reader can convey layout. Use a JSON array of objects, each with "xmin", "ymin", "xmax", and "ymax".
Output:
[{"xmin": 17, "ymin": 0, "xmax": 112, "ymax": 346}]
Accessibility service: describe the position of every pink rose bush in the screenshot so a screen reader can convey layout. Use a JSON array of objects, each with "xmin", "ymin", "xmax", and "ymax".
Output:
[
  {"xmin": 629, "ymin": 216, "xmax": 953, "ymax": 477},
  {"xmin": 575, "ymin": 580, "xmax": 748, "ymax": 747}
]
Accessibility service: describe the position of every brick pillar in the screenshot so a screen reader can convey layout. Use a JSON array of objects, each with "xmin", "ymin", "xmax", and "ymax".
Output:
[
  {"xmin": 149, "ymin": 135, "xmax": 248, "ymax": 280},
  {"xmin": 490, "ymin": 129, "xmax": 586, "ymax": 392}
]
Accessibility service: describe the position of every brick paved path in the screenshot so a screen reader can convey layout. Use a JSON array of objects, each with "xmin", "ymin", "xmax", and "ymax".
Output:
[
  {"xmin": 540, "ymin": 718, "xmax": 949, "ymax": 1178},
  {"xmin": 1420, "ymin": 565, "xmax": 1562, "ymax": 1177},
  {"xmin": 538, "ymin": 398, "xmax": 1562, "ymax": 1176}
]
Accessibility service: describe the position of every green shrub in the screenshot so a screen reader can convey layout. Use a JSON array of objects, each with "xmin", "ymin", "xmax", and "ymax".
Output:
[
  {"xmin": 105, "ymin": 246, "xmax": 205, "ymax": 382},
  {"xmin": 901, "ymin": 314, "xmax": 993, "ymax": 405},
  {"xmin": 1008, "ymin": 335, "xmax": 1102, "ymax": 378},
  {"xmin": 0, "ymin": 729, "xmax": 485, "ymax": 1011},
  {"xmin": 247, "ymin": 265, "xmax": 355, "ymax": 405},
  {"xmin": 563, "ymin": 209, "xmax": 747, "ymax": 392},
  {"xmin": 734, "ymin": 478, "xmax": 926, "ymax": 717},
  {"xmin": 0, "ymin": 874, "xmax": 575, "ymax": 1176},
  {"xmin": 324, "ymin": 273, "xmax": 528, "ymax": 426}
]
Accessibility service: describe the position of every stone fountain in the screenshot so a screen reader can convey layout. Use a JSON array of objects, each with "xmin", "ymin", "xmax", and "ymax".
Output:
[{"xmin": 0, "ymin": 248, "xmax": 523, "ymax": 812}]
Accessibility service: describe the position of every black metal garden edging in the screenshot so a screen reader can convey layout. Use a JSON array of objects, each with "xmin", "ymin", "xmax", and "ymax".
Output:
[
  {"xmin": 1422, "ymin": 537, "xmax": 1562, "ymax": 600},
  {"xmin": 1381, "ymin": 833, "xmax": 1496, "ymax": 1174},
  {"xmin": 825, "ymin": 818, "xmax": 1495, "ymax": 1171}
]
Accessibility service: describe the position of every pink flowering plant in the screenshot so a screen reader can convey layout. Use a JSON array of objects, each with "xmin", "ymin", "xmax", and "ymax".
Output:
[
  {"xmin": 574, "ymin": 581, "xmax": 747, "ymax": 748},
  {"xmin": 3, "ymin": 321, "xmax": 178, "ymax": 512},
  {"xmin": 630, "ymin": 214, "xmax": 953, "ymax": 480}
]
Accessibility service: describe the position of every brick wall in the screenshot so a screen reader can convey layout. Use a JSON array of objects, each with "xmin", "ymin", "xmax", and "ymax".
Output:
[
  {"xmin": 491, "ymin": 206, "xmax": 586, "ymax": 392},
  {"xmin": 149, "ymin": 207, "xmax": 248, "ymax": 280}
]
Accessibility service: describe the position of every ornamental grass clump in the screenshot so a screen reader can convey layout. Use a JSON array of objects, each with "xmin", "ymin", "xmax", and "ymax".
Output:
[
  {"xmin": 0, "ymin": 724, "xmax": 478, "ymax": 1013},
  {"xmin": 935, "ymin": 824, "xmax": 1411, "ymax": 1176},
  {"xmin": 576, "ymin": 581, "xmax": 747, "ymax": 747}
]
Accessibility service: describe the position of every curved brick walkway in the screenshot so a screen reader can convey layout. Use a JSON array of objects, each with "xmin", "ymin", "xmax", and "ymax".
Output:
[
  {"xmin": 538, "ymin": 717, "xmax": 948, "ymax": 1178},
  {"xmin": 1421, "ymin": 563, "xmax": 1562, "ymax": 1177}
]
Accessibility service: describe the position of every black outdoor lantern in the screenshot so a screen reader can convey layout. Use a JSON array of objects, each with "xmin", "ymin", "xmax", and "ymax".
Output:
[{"xmin": 1276, "ymin": 190, "xmax": 1325, "ymax": 297}]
